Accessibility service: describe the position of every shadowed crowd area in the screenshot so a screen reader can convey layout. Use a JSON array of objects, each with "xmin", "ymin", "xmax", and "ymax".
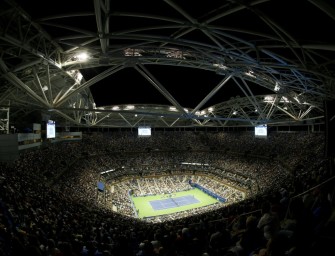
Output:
[{"xmin": 0, "ymin": 130, "xmax": 334, "ymax": 256}]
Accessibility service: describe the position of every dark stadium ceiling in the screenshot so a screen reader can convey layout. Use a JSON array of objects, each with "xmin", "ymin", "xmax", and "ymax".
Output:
[{"xmin": 0, "ymin": 0, "xmax": 335, "ymax": 129}]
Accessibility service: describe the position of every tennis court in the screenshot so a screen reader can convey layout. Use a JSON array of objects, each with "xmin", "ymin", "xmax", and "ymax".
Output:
[
  {"xmin": 150, "ymin": 195, "xmax": 199, "ymax": 210},
  {"xmin": 131, "ymin": 188, "xmax": 220, "ymax": 219}
]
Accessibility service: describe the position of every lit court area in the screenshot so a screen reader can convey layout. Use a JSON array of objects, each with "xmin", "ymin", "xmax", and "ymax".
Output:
[
  {"xmin": 131, "ymin": 188, "xmax": 221, "ymax": 219},
  {"xmin": 150, "ymin": 195, "xmax": 200, "ymax": 210}
]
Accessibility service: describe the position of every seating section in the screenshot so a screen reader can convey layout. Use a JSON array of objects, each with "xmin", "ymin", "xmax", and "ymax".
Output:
[{"xmin": 0, "ymin": 130, "xmax": 334, "ymax": 256}]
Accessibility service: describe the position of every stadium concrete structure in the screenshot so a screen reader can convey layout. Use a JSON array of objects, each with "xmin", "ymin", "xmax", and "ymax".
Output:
[
  {"xmin": 1, "ymin": 2, "xmax": 335, "ymax": 254},
  {"xmin": 0, "ymin": 0, "xmax": 334, "ymax": 132},
  {"xmin": 0, "ymin": 0, "xmax": 334, "ymax": 208}
]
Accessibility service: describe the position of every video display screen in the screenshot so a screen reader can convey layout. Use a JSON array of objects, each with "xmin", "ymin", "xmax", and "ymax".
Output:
[
  {"xmin": 255, "ymin": 124, "xmax": 267, "ymax": 138},
  {"xmin": 138, "ymin": 126, "xmax": 151, "ymax": 137},
  {"xmin": 46, "ymin": 120, "xmax": 56, "ymax": 138}
]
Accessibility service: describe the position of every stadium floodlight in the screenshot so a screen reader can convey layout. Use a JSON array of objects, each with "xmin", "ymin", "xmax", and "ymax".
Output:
[
  {"xmin": 76, "ymin": 52, "xmax": 89, "ymax": 61},
  {"xmin": 274, "ymin": 82, "xmax": 281, "ymax": 92},
  {"xmin": 124, "ymin": 105, "xmax": 135, "ymax": 110}
]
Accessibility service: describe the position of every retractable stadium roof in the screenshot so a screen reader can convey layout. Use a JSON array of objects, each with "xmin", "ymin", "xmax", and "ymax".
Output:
[{"xmin": 0, "ymin": 0, "xmax": 335, "ymax": 130}]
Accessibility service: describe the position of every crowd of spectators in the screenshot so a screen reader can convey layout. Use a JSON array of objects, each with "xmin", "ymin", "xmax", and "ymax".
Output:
[
  {"xmin": 109, "ymin": 173, "xmax": 245, "ymax": 221},
  {"xmin": 0, "ymin": 130, "xmax": 334, "ymax": 256}
]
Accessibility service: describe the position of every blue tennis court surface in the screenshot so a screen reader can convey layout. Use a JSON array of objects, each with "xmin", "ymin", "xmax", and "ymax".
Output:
[{"xmin": 150, "ymin": 195, "xmax": 200, "ymax": 210}]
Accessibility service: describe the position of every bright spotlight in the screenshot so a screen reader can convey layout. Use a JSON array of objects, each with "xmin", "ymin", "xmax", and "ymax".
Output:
[{"xmin": 76, "ymin": 52, "xmax": 89, "ymax": 61}]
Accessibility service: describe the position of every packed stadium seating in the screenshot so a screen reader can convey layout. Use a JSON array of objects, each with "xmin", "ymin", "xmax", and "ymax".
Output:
[{"xmin": 0, "ymin": 131, "xmax": 334, "ymax": 256}]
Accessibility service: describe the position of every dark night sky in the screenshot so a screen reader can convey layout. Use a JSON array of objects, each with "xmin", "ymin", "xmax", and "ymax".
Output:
[{"xmin": 85, "ymin": 65, "xmax": 248, "ymax": 109}]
